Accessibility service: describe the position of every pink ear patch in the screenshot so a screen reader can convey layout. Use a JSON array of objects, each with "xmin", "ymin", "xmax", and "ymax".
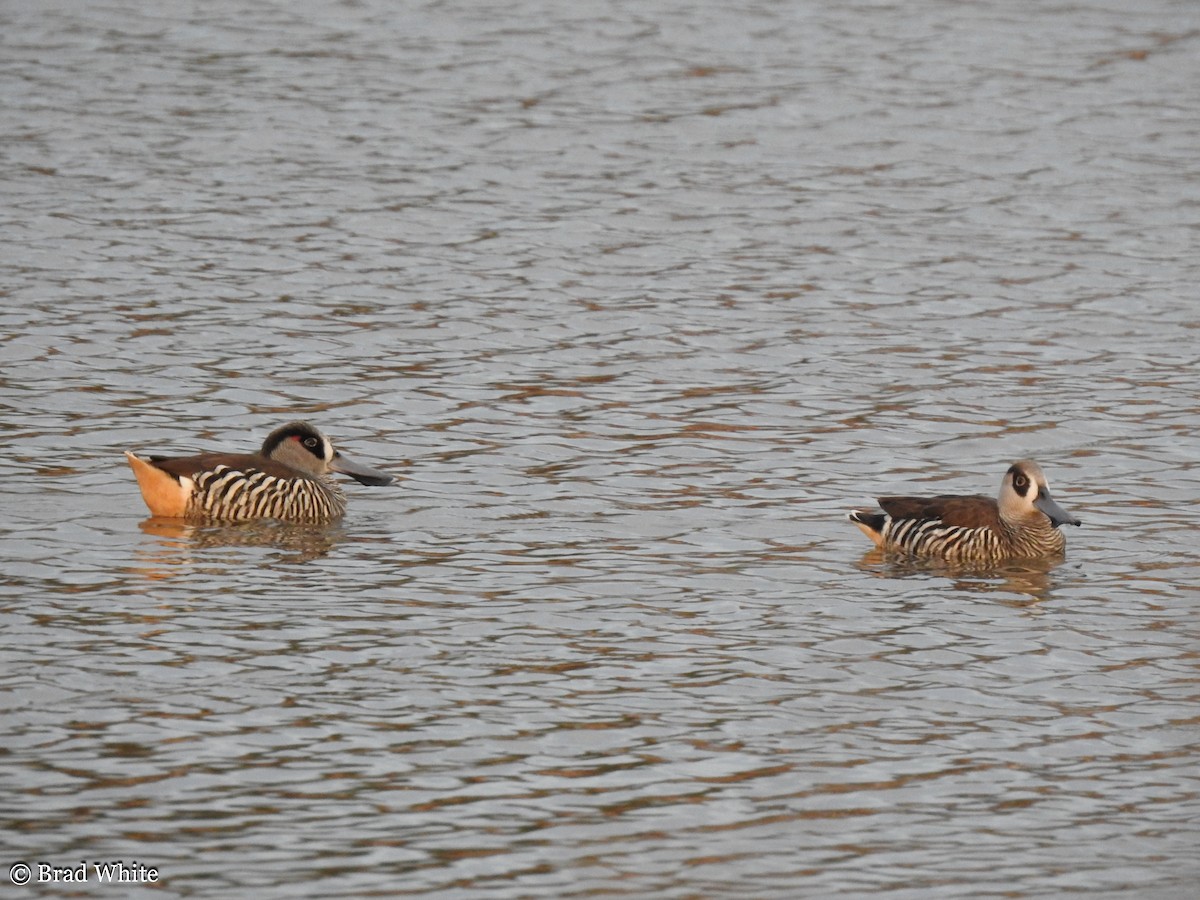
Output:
[{"xmin": 290, "ymin": 435, "xmax": 302, "ymax": 441}]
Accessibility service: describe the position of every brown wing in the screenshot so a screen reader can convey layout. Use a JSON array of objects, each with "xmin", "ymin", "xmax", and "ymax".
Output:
[
  {"xmin": 146, "ymin": 452, "xmax": 311, "ymax": 482},
  {"xmin": 877, "ymin": 494, "xmax": 1000, "ymax": 529}
]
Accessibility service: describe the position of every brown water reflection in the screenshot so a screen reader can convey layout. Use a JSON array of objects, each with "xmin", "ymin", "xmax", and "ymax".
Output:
[
  {"xmin": 133, "ymin": 519, "xmax": 346, "ymax": 573},
  {"xmin": 3, "ymin": 0, "xmax": 1200, "ymax": 897},
  {"xmin": 854, "ymin": 551, "xmax": 1066, "ymax": 606}
]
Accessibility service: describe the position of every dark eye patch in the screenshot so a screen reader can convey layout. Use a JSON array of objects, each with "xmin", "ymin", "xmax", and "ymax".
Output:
[{"xmin": 1012, "ymin": 472, "xmax": 1030, "ymax": 495}]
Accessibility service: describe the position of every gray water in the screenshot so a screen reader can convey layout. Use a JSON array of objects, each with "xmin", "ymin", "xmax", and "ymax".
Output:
[{"xmin": 2, "ymin": 0, "xmax": 1199, "ymax": 897}]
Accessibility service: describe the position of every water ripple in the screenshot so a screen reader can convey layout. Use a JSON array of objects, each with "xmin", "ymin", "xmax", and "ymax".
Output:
[{"xmin": 3, "ymin": 0, "xmax": 1199, "ymax": 897}]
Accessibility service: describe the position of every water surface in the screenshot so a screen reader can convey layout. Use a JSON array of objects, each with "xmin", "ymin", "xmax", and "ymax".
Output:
[{"xmin": 2, "ymin": 0, "xmax": 1199, "ymax": 897}]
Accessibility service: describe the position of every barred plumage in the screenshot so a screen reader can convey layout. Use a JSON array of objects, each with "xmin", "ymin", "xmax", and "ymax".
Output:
[
  {"xmin": 126, "ymin": 422, "xmax": 393, "ymax": 523},
  {"xmin": 188, "ymin": 464, "xmax": 346, "ymax": 522},
  {"xmin": 848, "ymin": 460, "xmax": 1080, "ymax": 562}
]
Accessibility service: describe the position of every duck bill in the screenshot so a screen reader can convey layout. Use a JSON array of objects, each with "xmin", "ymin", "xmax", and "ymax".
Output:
[
  {"xmin": 329, "ymin": 452, "xmax": 394, "ymax": 486},
  {"xmin": 1035, "ymin": 491, "xmax": 1080, "ymax": 527}
]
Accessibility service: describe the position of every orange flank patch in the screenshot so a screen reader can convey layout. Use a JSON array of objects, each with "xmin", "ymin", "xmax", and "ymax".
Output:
[
  {"xmin": 851, "ymin": 514, "xmax": 886, "ymax": 548},
  {"xmin": 125, "ymin": 451, "xmax": 190, "ymax": 517}
]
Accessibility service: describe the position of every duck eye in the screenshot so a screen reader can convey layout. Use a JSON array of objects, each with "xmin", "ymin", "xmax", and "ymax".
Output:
[
  {"xmin": 1014, "ymin": 474, "xmax": 1028, "ymax": 491},
  {"xmin": 303, "ymin": 437, "xmax": 319, "ymax": 449}
]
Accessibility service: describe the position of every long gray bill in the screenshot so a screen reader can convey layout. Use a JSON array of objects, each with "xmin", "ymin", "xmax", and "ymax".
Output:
[
  {"xmin": 1035, "ymin": 491, "xmax": 1080, "ymax": 527},
  {"xmin": 330, "ymin": 452, "xmax": 394, "ymax": 486}
]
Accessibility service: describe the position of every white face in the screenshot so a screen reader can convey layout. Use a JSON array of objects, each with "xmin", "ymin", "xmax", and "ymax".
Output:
[
  {"xmin": 1000, "ymin": 460, "xmax": 1047, "ymax": 517},
  {"xmin": 1000, "ymin": 460, "xmax": 1079, "ymax": 528},
  {"xmin": 299, "ymin": 431, "xmax": 334, "ymax": 464}
]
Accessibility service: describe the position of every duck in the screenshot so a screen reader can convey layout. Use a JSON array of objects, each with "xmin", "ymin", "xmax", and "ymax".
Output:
[
  {"xmin": 848, "ymin": 460, "xmax": 1080, "ymax": 561},
  {"xmin": 125, "ymin": 421, "xmax": 393, "ymax": 522}
]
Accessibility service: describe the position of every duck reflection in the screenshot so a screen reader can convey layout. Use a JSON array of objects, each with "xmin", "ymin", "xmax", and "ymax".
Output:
[
  {"xmin": 133, "ymin": 517, "xmax": 343, "ymax": 576},
  {"xmin": 855, "ymin": 549, "xmax": 1065, "ymax": 605}
]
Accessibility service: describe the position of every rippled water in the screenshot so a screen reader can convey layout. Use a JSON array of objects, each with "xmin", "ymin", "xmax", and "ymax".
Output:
[{"xmin": 3, "ymin": 0, "xmax": 1199, "ymax": 897}]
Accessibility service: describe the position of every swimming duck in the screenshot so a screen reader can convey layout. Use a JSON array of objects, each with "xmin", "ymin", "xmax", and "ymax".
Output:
[
  {"xmin": 126, "ymin": 421, "xmax": 393, "ymax": 522},
  {"xmin": 848, "ymin": 460, "xmax": 1080, "ymax": 561}
]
